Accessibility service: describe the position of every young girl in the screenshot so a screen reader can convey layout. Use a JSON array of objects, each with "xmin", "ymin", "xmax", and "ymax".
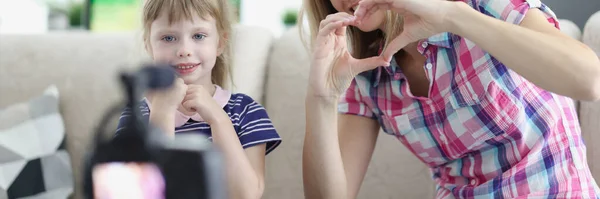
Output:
[
  {"xmin": 301, "ymin": 0, "xmax": 600, "ymax": 198},
  {"xmin": 115, "ymin": 0, "xmax": 281, "ymax": 198}
]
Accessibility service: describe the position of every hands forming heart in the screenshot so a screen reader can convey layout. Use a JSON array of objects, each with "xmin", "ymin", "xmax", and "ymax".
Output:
[
  {"xmin": 307, "ymin": 0, "xmax": 456, "ymax": 100},
  {"xmin": 354, "ymin": 0, "xmax": 455, "ymax": 62}
]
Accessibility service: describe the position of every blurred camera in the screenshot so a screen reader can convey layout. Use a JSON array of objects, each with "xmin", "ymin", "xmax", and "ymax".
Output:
[{"xmin": 82, "ymin": 65, "xmax": 225, "ymax": 199}]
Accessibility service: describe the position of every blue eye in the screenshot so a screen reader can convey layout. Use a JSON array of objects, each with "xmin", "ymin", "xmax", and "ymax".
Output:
[
  {"xmin": 162, "ymin": 35, "xmax": 176, "ymax": 42},
  {"xmin": 193, "ymin": 34, "xmax": 205, "ymax": 40}
]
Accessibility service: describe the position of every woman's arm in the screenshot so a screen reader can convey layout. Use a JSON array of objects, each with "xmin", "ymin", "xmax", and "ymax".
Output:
[
  {"xmin": 339, "ymin": 113, "xmax": 381, "ymax": 198},
  {"xmin": 303, "ymin": 96, "xmax": 380, "ymax": 199},
  {"xmin": 210, "ymin": 116, "xmax": 266, "ymax": 199},
  {"xmin": 447, "ymin": 2, "xmax": 600, "ymax": 101}
]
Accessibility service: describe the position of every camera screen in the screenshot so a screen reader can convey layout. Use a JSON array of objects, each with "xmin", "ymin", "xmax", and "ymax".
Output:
[{"xmin": 92, "ymin": 162, "xmax": 165, "ymax": 199}]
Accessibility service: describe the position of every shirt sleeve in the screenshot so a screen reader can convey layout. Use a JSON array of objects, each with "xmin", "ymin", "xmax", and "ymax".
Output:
[
  {"xmin": 237, "ymin": 98, "xmax": 282, "ymax": 155},
  {"xmin": 475, "ymin": 0, "xmax": 559, "ymax": 28},
  {"xmin": 337, "ymin": 78, "xmax": 377, "ymax": 119}
]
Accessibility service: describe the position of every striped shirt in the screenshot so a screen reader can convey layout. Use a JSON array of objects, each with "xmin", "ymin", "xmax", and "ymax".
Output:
[
  {"xmin": 116, "ymin": 93, "xmax": 282, "ymax": 154},
  {"xmin": 339, "ymin": 0, "xmax": 600, "ymax": 198}
]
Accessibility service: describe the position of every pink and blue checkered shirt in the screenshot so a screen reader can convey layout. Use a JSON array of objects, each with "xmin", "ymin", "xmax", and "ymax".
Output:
[{"xmin": 338, "ymin": 0, "xmax": 600, "ymax": 198}]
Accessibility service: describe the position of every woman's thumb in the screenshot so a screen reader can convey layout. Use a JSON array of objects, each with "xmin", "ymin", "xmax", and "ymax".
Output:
[
  {"xmin": 351, "ymin": 56, "xmax": 390, "ymax": 75},
  {"xmin": 382, "ymin": 33, "xmax": 411, "ymax": 62}
]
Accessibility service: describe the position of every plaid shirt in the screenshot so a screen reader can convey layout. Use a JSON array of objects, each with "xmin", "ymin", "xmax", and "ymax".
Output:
[{"xmin": 338, "ymin": 0, "xmax": 600, "ymax": 198}]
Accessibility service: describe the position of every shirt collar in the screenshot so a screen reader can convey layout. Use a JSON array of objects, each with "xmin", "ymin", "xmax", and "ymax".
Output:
[
  {"xmin": 372, "ymin": 32, "xmax": 453, "ymax": 87},
  {"xmin": 425, "ymin": 32, "xmax": 453, "ymax": 49}
]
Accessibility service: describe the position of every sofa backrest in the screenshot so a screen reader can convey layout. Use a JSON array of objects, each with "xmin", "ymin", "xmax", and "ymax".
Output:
[{"xmin": 0, "ymin": 24, "xmax": 274, "ymax": 199}]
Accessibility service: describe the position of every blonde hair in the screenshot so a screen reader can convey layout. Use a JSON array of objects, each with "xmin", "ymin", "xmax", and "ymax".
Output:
[
  {"xmin": 299, "ymin": 0, "xmax": 404, "ymax": 59},
  {"xmin": 142, "ymin": 0, "xmax": 233, "ymax": 88}
]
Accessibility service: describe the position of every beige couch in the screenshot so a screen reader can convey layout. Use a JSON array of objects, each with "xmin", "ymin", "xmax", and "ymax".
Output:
[{"xmin": 1, "ymin": 13, "xmax": 599, "ymax": 199}]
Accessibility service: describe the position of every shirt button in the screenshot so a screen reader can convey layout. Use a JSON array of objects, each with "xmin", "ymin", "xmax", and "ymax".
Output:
[
  {"xmin": 471, "ymin": 180, "xmax": 477, "ymax": 185},
  {"xmin": 426, "ymin": 63, "xmax": 433, "ymax": 69},
  {"xmin": 439, "ymin": 134, "xmax": 447, "ymax": 142},
  {"xmin": 421, "ymin": 42, "xmax": 428, "ymax": 48}
]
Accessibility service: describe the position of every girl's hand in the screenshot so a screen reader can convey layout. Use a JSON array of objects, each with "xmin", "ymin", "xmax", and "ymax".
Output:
[
  {"xmin": 354, "ymin": 0, "xmax": 456, "ymax": 61},
  {"xmin": 182, "ymin": 85, "xmax": 228, "ymax": 124},
  {"xmin": 147, "ymin": 78, "xmax": 187, "ymax": 113},
  {"xmin": 309, "ymin": 12, "xmax": 389, "ymax": 100}
]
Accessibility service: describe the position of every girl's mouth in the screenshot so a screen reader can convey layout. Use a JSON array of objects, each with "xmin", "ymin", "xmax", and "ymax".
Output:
[{"xmin": 173, "ymin": 63, "xmax": 200, "ymax": 75}]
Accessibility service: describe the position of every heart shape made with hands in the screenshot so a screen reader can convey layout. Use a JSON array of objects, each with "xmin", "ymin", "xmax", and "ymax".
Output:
[{"xmin": 352, "ymin": 0, "xmax": 449, "ymax": 62}]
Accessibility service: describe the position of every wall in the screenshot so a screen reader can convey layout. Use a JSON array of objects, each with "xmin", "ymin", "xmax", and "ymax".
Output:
[
  {"xmin": 0, "ymin": 0, "xmax": 49, "ymax": 34},
  {"xmin": 240, "ymin": 0, "xmax": 302, "ymax": 37},
  {"xmin": 543, "ymin": 0, "xmax": 600, "ymax": 29}
]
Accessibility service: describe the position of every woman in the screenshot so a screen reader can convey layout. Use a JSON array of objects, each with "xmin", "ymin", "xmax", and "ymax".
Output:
[{"xmin": 301, "ymin": 0, "xmax": 600, "ymax": 198}]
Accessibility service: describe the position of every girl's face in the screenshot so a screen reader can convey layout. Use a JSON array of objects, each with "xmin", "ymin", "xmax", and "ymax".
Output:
[
  {"xmin": 329, "ymin": 0, "xmax": 386, "ymax": 32},
  {"xmin": 148, "ymin": 13, "xmax": 222, "ymax": 85}
]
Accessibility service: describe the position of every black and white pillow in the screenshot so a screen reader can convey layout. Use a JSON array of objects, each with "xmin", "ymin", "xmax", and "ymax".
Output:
[{"xmin": 0, "ymin": 85, "xmax": 73, "ymax": 199}]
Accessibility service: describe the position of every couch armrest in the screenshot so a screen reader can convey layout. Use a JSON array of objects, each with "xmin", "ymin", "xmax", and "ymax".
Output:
[
  {"xmin": 579, "ymin": 100, "xmax": 600, "ymax": 186},
  {"xmin": 580, "ymin": 9, "xmax": 600, "ymax": 187},
  {"xmin": 583, "ymin": 11, "xmax": 600, "ymax": 56},
  {"xmin": 558, "ymin": 19, "xmax": 582, "ymax": 40}
]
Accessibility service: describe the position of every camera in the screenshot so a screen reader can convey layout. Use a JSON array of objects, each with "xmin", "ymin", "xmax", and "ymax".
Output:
[{"xmin": 82, "ymin": 65, "xmax": 225, "ymax": 199}]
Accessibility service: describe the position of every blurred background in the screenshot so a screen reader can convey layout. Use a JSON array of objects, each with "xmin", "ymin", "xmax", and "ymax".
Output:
[
  {"xmin": 1, "ymin": 0, "xmax": 598, "ymax": 36},
  {"xmin": 0, "ymin": 0, "xmax": 304, "ymax": 36}
]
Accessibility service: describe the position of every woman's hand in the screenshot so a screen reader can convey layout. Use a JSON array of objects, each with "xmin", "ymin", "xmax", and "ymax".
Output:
[
  {"xmin": 182, "ymin": 85, "xmax": 229, "ymax": 124},
  {"xmin": 309, "ymin": 12, "xmax": 389, "ymax": 100},
  {"xmin": 354, "ymin": 0, "xmax": 456, "ymax": 61}
]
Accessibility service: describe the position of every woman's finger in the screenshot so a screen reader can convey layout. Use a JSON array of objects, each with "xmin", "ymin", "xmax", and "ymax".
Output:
[
  {"xmin": 364, "ymin": 4, "xmax": 391, "ymax": 24},
  {"xmin": 355, "ymin": 0, "xmax": 394, "ymax": 20},
  {"xmin": 319, "ymin": 12, "xmax": 354, "ymax": 29},
  {"xmin": 318, "ymin": 17, "xmax": 354, "ymax": 37},
  {"xmin": 382, "ymin": 33, "xmax": 411, "ymax": 62},
  {"xmin": 350, "ymin": 55, "xmax": 390, "ymax": 76}
]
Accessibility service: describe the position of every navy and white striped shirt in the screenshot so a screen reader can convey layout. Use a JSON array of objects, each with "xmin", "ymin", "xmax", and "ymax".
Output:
[{"xmin": 115, "ymin": 93, "xmax": 282, "ymax": 154}]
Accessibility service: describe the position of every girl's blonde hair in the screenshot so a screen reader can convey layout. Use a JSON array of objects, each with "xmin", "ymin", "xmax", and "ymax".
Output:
[
  {"xmin": 142, "ymin": 0, "xmax": 233, "ymax": 88},
  {"xmin": 299, "ymin": 0, "xmax": 404, "ymax": 60}
]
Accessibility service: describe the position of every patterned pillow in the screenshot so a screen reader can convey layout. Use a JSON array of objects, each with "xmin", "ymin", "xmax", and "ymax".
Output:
[
  {"xmin": 558, "ymin": 19, "xmax": 581, "ymax": 40},
  {"xmin": 0, "ymin": 85, "xmax": 73, "ymax": 199},
  {"xmin": 583, "ymin": 11, "xmax": 600, "ymax": 56}
]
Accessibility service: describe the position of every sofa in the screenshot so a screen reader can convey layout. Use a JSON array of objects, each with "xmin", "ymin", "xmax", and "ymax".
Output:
[{"xmin": 1, "ymin": 12, "xmax": 599, "ymax": 198}]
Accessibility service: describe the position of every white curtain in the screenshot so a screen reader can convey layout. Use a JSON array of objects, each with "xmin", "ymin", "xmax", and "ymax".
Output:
[{"xmin": 0, "ymin": 0, "xmax": 49, "ymax": 34}]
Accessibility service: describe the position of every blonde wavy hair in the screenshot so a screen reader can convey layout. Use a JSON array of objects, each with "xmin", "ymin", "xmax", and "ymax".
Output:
[
  {"xmin": 142, "ymin": 0, "xmax": 234, "ymax": 88},
  {"xmin": 299, "ymin": 0, "xmax": 404, "ymax": 59}
]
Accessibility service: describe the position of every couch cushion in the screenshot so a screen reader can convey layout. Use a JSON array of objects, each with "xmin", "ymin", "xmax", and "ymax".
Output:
[
  {"xmin": 583, "ymin": 11, "xmax": 600, "ymax": 56},
  {"xmin": 0, "ymin": 31, "xmax": 142, "ymax": 199},
  {"xmin": 0, "ymin": 85, "xmax": 73, "ymax": 199},
  {"xmin": 558, "ymin": 19, "xmax": 581, "ymax": 40},
  {"xmin": 229, "ymin": 24, "xmax": 275, "ymax": 102}
]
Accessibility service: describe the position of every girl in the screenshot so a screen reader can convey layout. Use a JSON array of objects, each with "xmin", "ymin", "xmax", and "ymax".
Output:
[
  {"xmin": 301, "ymin": 0, "xmax": 600, "ymax": 198},
  {"xmin": 115, "ymin": 0, "xmax": 281, "ymax": 198}
]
